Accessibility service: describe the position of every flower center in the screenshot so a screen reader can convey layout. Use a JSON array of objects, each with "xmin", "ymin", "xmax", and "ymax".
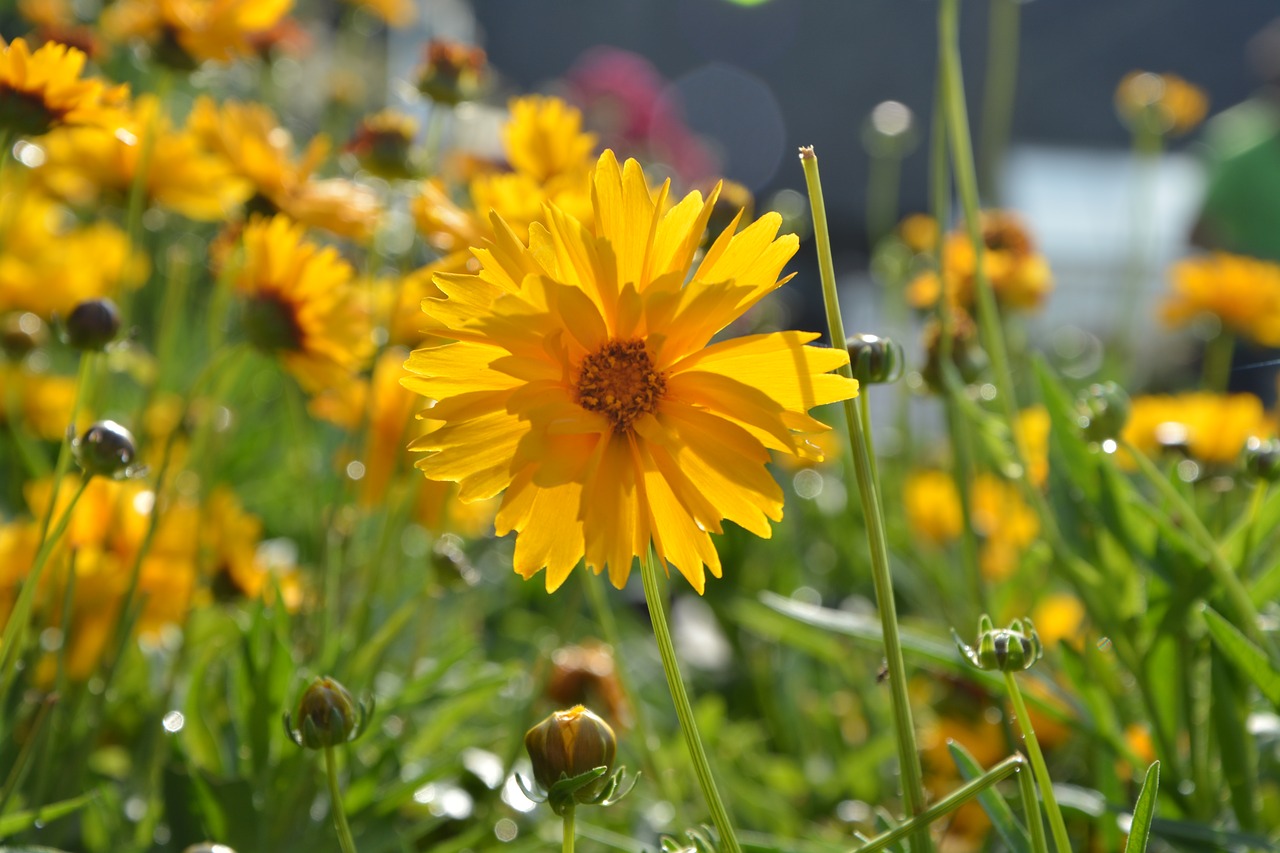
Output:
[
  {"xmin": 244, "ymin": 292, "xmax": 304, "ymax": 353},
  {"xmin": 575, "ymin": 339, "xmax": 665, "ymax": 432}
]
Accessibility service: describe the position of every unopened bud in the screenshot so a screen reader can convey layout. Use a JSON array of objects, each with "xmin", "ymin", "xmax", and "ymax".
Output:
[
  {"xmin": 65, "ymin": 298, "xmax": 121, "ymax": 351},
  {"xmin": 416, "ymin": 40, "xmax": 486, "ymax": 106},
  {"xmin": 73, "ymin": 420, "xmax": 138, "ymax": 479},
  {"xmin": 1076, "ymin": 381, "xmax": 1130, "ymax": 443},
  {"xmin": 847, "ymin": 334, "xmax": 904, "ymax": 385},
  {"xmin": 524, "ymin": 705, "xmax": 616, "ymax": 799},
  {"xmin": 285, "ymin": 676, "xmax": 371, "ymax": 750},
  {"xmin": 953, "ymin": 614, "xmax": 1043, "ymax": 673}
]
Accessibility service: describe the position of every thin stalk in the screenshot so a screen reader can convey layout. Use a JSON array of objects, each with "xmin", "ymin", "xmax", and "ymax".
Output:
[
  {"xmin": 1003, "ymin": 672, "xmax": 1071, "ymax": 853},
  {"xmin": 1115, "ymin": 126, "xmax": 1163, "ymax": 367},
  {"xmin": 1200, "ymin": 331, "xmax": 1235, "ymax": 394},
  {"xmin": 638, "ymin": 549, "xmax": 741, "ymax": 853},
  {"xmin": 0, "ymin": 694, "xmax": 56, "ymax": 815},
  {"xmin": 582, "ymin": 570, "xmax": 675, "ymax": 803},
  {"xmin": 866, "ymin": 152, "xmax": 903, "ymax": 251},
  {"xmin": 938, "ymin": 0, "xmax": 1025, "ymax": 462},
  {"xmin": 1238, "ymin": 479, "xmax": 1268, "ymax": 577},
  {"xmin": 37, "ymin": 352, "xmax": 97, "ymax": 543},
  {"xmin": 563, "ymin": 804, "xmax": 576, "ymax": 853},
  {"xmin": 1120, "ymin": 437, "xmax": 1277, "ymax": 661},
  {"xmin": 852, "ymin": 753, "xmax": 1025, "ymax": 852},
  {"xmin": 978, "ymin": 0, "xmax": 1022, "ymax": 202},
  {"xmin": 324, "ymin": 746, "xmax": 358, "ymax": 853},
  {"xmin": 800, "ymin": 147, "xmax": 932, "ymax": 853},
  {"xmin": 1016, "ymin": 750, "xmax": 1050, "ymax": 853},
  {"xmin": 0, "ymin": 474, "xmax": 93, "ymax": 707}
]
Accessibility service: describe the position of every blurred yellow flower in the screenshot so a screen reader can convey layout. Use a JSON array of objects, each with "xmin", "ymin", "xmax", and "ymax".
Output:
[
  {"xmin": 907, "ymin": 211, "xmax": 1052, "ymax": 313},
  {"xmin": 413, "ymin": 95, "xmax": 597, "ymax": 274},
  {"xmin": 1016, "ymin": 405, "xmax": 1050, "ymax": 488},
  {"xmin": 102, "ymin": 0, "xmax": 294, "ymax": 66},
  {"xmin": 1116, "ymin": 71, "xmax": 1208, "ymax": 137},
  {"xmin": 0, "ymin": 366, "xmax": 83, "ymax": 440},
  {"xmin": 188, "ymin": 97, "xmax": 380, "ymax": 241},
  {"xmin": 346, "ymin": 109, "xmax": 418, "ymax": 179},
  {"xmin": 32, "ymin": 95, "xmax": 251, "ymax": 221},
  {"xmin": 1162, "ymin": 253, "xmax": 1280, "ymax": 346},
  {"xmin": 904, "ymin": 469, "xmax": 1039, "ymax": 580},
  {"xmin": 202, "ymin": 488, "xmax": 304, "ymax": 611},
  {"xmin": 236, "ymin": 215, "xmax": 373, "ymax": 395},
  {"xmin": 0, "ymin": 38, "xmax": 128, "ymax": 138},
  {"xmin": 897, "ymin": 213, "xmax": 939, "ymax": 254},
  {"xmin": 405, "ymin": 150, "xmax": 857, "ymax": 593},
  {"xmin": 903, "ymin": 469, "xmax": 964, "ymax": 544},
  {"xmin": 1031, "ymin": 593, "xmax": 1086, "ymax": 648},
  {"xmin": 415, "ymin": 40, "xmax": 486, "ymax": 106},
  {"xmin": 1121, "ymin": 392, "xmax": 1272, "ymax": 466},
  {"xmin": 0, "ymin": 181, "xmax": 146, "ymax": 317},
  {"xmin": 342, "ymin": 0, "xmax": 415, "ymax": 26}
]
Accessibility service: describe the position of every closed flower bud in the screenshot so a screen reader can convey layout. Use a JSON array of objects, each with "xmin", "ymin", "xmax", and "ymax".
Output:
[
  {"xmin": 73, "ymin": 420, "xmax": 138, "ymax": 479},
  {"xmin": 953, "ymin": 614, "xmax": 1043, "ymax": 672},
  {"xmin": 1, "ymin": 312, "xmax": 46, "ymax": 360},
  {"xmin": 286, "ymin": 676, "xmax": 370, "ymax": 750},
  {"xmin": 524, "ymin": 705, "xmax": 617, "ymax": 799},
  {"xmin": 416, "ymin": 40, "xmax": 486, "ymax": 106},
  {"xmin": 65, "ymin": 298, "xmax": 121, "ymax": 351},
  {"xmin": 1076, "ymin": 381, "xmax": 1130, "ymax": 443},
  {"xmin": 847, "ymin": 334, "xmax": 904, "ymax": 385},
  {"xmin": 1243, "ymin": 436, "xmax": 1280, "ymax": 481}
]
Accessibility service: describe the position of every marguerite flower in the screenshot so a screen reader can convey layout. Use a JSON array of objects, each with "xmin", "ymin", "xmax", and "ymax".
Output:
[
  {"xmin": 404, "ymin": 151, "xmax": 859, "ymax": 593},
  {"xmin": 0, "ymin": 38, "xmax": 128, "ymax": 138}
]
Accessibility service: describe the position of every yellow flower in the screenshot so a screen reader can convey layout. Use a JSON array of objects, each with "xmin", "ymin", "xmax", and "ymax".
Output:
[
  {"xmin": 404, "ymin": 151, "xmax": 858, "ymax": 593},
  {"xmin": 341, "ymin": 0, "xmax": 415, "ymax": 27},
  {"xmin": 346, "ymin": 109, "xmax": 418, "ymax": 179},
  {"xmin": 903, "ymin": 469, "xmax": 1039, "ymax": 580},
  {"xmin": 202, "ymin": 487, "xmax": 304, "ymax": 611},
  {"xmin": 415, "ymin": 40, "xmax": 486, "ymax": 106},
  {"xmin": 0, "ymin": 181, "xmax": 147, "ymax": 316},
  {"xmin": 1031, "ymin": 593, "xmax": 1086, "ymax": 648},
  {"xmin": 903, "ymin": 469, "xmax": 964, "ymax": 545},
  {"xmin": 31, "ymin": 95, "xmax": 251, "ymax": 221},
  {"xmin": 413, "ymin": 95, "xmax": 596, "ymax": 273},
  {"xmin": 1016, "ymin": 405, "xmax": 1050, "ymax": 488},
  {"xmin": 897, "ymin": 213, "xmax": 939, "ymax": 254},
  {"xmin": 1116, "ymin": 71, "xmax": 1208, "ymax": 137},
  {"xmin": 907, "ymin": 211, "xmax": 1052, "ymax": 312},
  {"xmin": 1162, "ymin": 253, "xmax": 1280, "ymax": 346},
  {"xmin": 102, "ymin": 0, "xmax": 294, "ymax": 66},
  {"xmin": 0, "ymin": 366, "xmax": 84, "ymax": 440},
  {"xmin": 1121, "ymin": 392, "xmax": 1272, "ymax": 466},
  {"xmin": 236, "ymin": 215, "xmax": 374, "ymax": 394},
  {"xmin": 0, "ymin": 38, "xmax": 128, "ymax": 138},
  {"xmin": 187, "ymin": 97, "xmax": 380, "ymax": 241}
]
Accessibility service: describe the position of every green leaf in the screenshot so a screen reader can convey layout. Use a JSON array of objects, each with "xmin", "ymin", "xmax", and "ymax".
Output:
[
  {"xmin": 948, "ymin": 742, "xmax": 1032, "ymax": 853},
  {"xmin": 1122, "ymin": 761, "xmax": 1159, "ymax": 853},
  {"xmin": 1201, "ymin": 606, "xmax": 1280, "ymax": 708},
  {"xmin": 0, "ymin": 792, "xmax": 96, "ymax": 838},
  {"xmin": 1210, "ymin": 650, "xmax": 1260, "ymax": 831}
]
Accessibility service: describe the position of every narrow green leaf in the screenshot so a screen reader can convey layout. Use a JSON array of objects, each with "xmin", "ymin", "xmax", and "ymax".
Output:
[
  {"xmin": 0, "ymin": 792, "xmax": 96, "ymax": 837},
  {"xmin": 1122, "ymin": 761, "xmax": 1159, "ymax": 853},
  {"xmin": 1202, "ymin": 606, "xmax": 1280, "ymax": 708},
  {"xmin": 948, "ymin": 742, "xmax": 1032, "ymax": 853},
  {"xmin": 1210, "ymin": 650, "xmax": 1260, "ymax": 830}
]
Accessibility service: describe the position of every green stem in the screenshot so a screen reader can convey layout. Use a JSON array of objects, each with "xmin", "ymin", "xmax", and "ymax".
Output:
[
  {"xmin": 866, "ymin": 153, "xmax": 903, "ymax": 250},
  {"xmin": 852, "ymin": 753, "xmax": 1025, "ymax": 852},
  {"xmin": 1238, "ymin": 479, "xmax": 1268, "ymax": 577},
  {"xmin": 1115, "ymin": 126, "xmax": 1163, "ymax": 369},
  {"xmin": 1201, "ymin": 331, "xmax": 1235, "ymax": 394},
  {"xmin": 562, "ymin": 804, "xmax": 576, "ymax": 853},
  {"xmin": 324, "ymin": 747, "xmax": 358, "ymax": 853},
  {"xmin": 1016, "ymin": 750, "xmax": 1050, "ymax": 853},
  {"xmin": 638, "ymin": 549, "xmax": 741, "ymax": 853},
  {"xmin": 1121, "ymin": 437, "xmax": 1277, "ymax": 661},
  {"xmin": 37, "ymin": 352, "xmax": 97, "ymax": 543},
  {"xmin": 938, "ymin": 0, "xmax": 1025, "ymax": 462},
  {"xmin": 800, "ymin": 147, "xmax": 932, "ymax": 853},
  {"xmin": 0, "ymin": 475, "xmax": 93, "ymax": 707},
  {"xmin": 1003, "ymin": 671, "xmax": 1071, "ymax": 853},
  {"xmin": 977, "ymin": 0, "xmax": 1022, "ymax": 202}
]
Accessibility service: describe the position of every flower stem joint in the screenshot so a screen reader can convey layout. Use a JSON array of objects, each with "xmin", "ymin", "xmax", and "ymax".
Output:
[
  {"xmin": 284, "ymin": 676, "xmax": 374, "ymax": 750},
  {"xmin": 519, "ymin": 705, "xmax": 636, "ymax": 815},
  {"xmin": 953, "ymin": 614, "xmax": 1043, "ymax": 672},
  {"xmin": 847, "ymin": 334, "xmax": 904, "ymax": 385}
]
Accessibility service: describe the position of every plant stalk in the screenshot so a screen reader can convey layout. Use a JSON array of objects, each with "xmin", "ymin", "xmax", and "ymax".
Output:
[
  {"xmin": 1003, "ymin": 671, "xmax": 1071, "ymax": 853},
  {"xmin": 638, "ymin": 549, "xmax": 741, "ymax": 853},
  {"xmin": 324, "ymin": 746, "xmax": 358, "ymax": 853},
  {"xmin": 800, "ymin": 146, "xmax": 933, "ymax": 853},
  {"xmin": 562, "ymin": 804, "xmax": 576, "ymax": 853}
]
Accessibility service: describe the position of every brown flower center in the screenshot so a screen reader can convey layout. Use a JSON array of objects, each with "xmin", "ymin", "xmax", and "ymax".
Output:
[
  {"xmin": 575, "ymin": 339, "xmax": 665, "ymax": 432},
  {"xmin": 244, "ymin": 292, "xmax": 304, "ymax": 353}
]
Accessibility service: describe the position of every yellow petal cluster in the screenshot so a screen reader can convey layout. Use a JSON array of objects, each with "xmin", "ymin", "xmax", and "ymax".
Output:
[
  {"xmin": 1162, "ymin": 252, "xmax": 1280, "ymax": 346},
  {"xmin": 405, "ymin": 151, "xmax": 858, "ymax": 593},
  {"xmin": 1120, "ymin": 392, "xmax": 1273, "ymax": 466},
  {"xmin": 102, "ymin": 0, "xmax": 294, "ymax": 65},
  {"xmin": 0, "ymin": 38, "xmax": 128, "ymax": 138},
  {"xmin": 908, "ymin": 210, "xmax": 1052, "ymax": 313},
  {"xmin": 1115, "ymin": 71, "xmax": 1208, "ymax": 137}
]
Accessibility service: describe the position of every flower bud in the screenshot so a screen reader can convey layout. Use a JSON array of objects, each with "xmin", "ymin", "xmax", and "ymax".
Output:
[
  {"xmin": 2, "ymin": 312, "xmax": 46, "ymax": 360},
  {"xmin": 921, "ymin": 313, "xmax": 987, "ymax": 392},
  {"xmin": 847, "ymin": 334, "xmax": 904, "ymax": 385},
  {"xmin": 1242, "ymin": 436, "xmax": 1280, "ymax": 481},
  {"xmin": 286, "ymin": 676, "xmax": 368, "ymax": 750},
  {"xmin": 73, "ymin": 420, "xmax": 138, "ymax": 479},
  {"xmin": 65, "ymin": 298, "xmax": 121, "ymax": 351},
  {"xmin": 416, "ymin": 40, "xmax": 486, "ymax": 106},
  {"xmin": 346, "ymin": 109, "xmax": 419, "ymax": 180},
  {"xmin": 524, "ymin": 705, "xmax": 616, "ymax": 799},
  {"xmin": 953, "ymin": 614, "xmax": 1043, "ymax": 672},
  {"xmin": 1076, "ymin": 381, "xmax": 1130, "ymax": 443}
]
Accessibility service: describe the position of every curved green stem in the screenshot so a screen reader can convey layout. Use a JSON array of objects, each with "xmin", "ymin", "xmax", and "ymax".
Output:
[
  {"xmin": 1201, "ymin": 331, "xmax": 1235, "ymax": 394},
  {"xmin": 562, "ymin": 804, "xmax": 576, "ymax": 853},
  {"xmin": 324, "ymin": 747, "xmax": 358, "ymax": 853},
  {"xmin": 1004, "ymin": 672, "xmax": 1071, "ymax": 853},
  {"xmin": 38, "ymin": 352, "xmax": 97, "ymax": 543},
  {"xmin": 638, "ymin": 550, "xmax": 741, "ymax": 853},
  {"xmin": 800, "ymin": 147, "xmax": 932, "ymax": 853},
  {"xmin": 1016, "ymin": 751, "xmax": 1050, "ymax": 853}
]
